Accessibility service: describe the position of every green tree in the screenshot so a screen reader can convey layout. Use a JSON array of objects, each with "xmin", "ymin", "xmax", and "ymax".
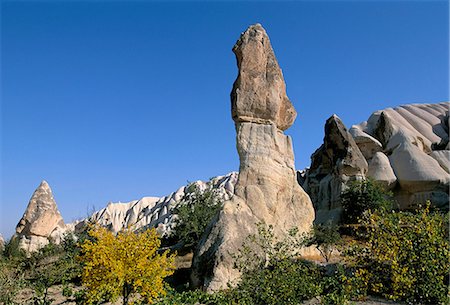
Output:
[
  {"xmin": 171, "ymin": 184, "xmax": 223, "ymax": 249},
  {"xmin": 341, "ymin": 179, "xmax": 394, "ymax": 224},
  {"xmin": 80, "ymin": 225, "xmax": 175, "ymax": 305},
  {"xmin": 305, "ymin": 223, "xmax": 342, "ymax": 263}
]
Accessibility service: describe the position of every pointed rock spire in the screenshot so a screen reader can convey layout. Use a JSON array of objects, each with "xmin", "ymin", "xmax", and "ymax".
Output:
[{"xmin": 15, "ymin": 180, "xmax": 65, "ymax": 252}]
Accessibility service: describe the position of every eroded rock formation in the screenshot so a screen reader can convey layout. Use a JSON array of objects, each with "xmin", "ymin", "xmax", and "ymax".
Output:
[
  {"xmin": 304, "ymin": 102, "xmax": 450, "ymax": 222},
  {"xmin": 15, "ymin": 181, "xmax": 66, "ymax": 252},
  {"xmin": 191, "ymin": 24, "xmax": 315, "ymax": 291},
  {"xmin": 81, "ymin": 172, "xmax": 238, "ymax": 235},
  {"xmin": 303, "ymin": 115, "xmax": 368, "ymax": 223}
]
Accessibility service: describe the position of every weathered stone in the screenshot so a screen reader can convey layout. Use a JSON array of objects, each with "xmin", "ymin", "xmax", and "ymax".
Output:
[
  {"xmin": 367, "ymin": 152, "xmax": 397, "ymax": 190},
  {"xmin": 0, "ymin": 234, "xmax": 4, "ymax": 251},
  {"xmin": 231, "ymin": 24, "xmax": 296, "ymax": 131},
  {"xmin": 15, "ymin": 181, "xmax": 66, "ymax": 252},
  {"xmin": 191, "ymin": 24, "xmax": 315, "ymax": 291},
  {"xmin": 303, "ymin": 115, "xmax": 367, "ymax": 224},
  {"xmin": 430, "ymin": 150, "xmax": 450, "ymax": 173},
  {"xmin": 85, "ymin": 172, "xmax": 237, "ymax": 236},
  {"xmin": 304, "ymin": 102, "xmax": 449, "ymax": 216},
  {"xmin": 389, "ymin": 141, "xmax": 449, "ymax": 193},
  {"xmin": 349, "ymin": 126, "xmax": 382, "ymax": 160}
]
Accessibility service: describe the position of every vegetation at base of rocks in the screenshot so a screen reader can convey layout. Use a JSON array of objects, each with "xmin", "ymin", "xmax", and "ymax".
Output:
[
  {"xmin": 80, "ymin": 225, "xmax": 176, "ymax": 305},
  {"xmin": 171, "ymin": 183, "xmax": 223, "ymax": 249},
  {"xmin": 341, "ymin": 179, "xmax": 394, "ymax": 224},
  {"xmin": 344, "ymin": 202, "xmax": 450, "ymax": 305},
  {"xmin": 304, "ymin": 223, "xmax": 342, "ymax": 263},
  {"xmin": 0, "ymin": 232, "xmax": 83, "ymax": 305}
]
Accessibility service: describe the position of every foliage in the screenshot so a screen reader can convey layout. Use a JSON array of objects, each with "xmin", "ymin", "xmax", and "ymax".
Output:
[
  {"xmin": 232, "ymin": 223, "xmax": 305, "ymax": 274},
  {"xmin": 171, "ymin": 183, "xmax": 223, "ymax": 249},
  {"xmin": 305, "ymin": 223, "xmax": 342, "ymax": 262},
  {"xmin": 341, "ymin": 178, "xmax": 394, "ymax": 224},
  {"xmin": 80, "ymin": 225, "xmax": 176, "ymax": 305},
  {"xmin": 155, "ymin": 288, "xmax": 231, "ymax": 305},
  {"xmin": 344, "ymin": 202, "xmax": 450, "ymax": 304},
  {"xmin": 230, "ymin": 223, "xmax": 322, "ymax": 305},
  {"xmin": 0, "ymin": 233, "xmax": 84, "ymax": 305},
  {"xmin": 232, "ymin": 258, "xmax": 322, "ymax": 305},
  {"xmin": 0, "ymin": 258, "xmax": 25, "ymax": 305},
  {"xmin": 20, "ymin": 234, "xmax": 82, "ymax": 305}
]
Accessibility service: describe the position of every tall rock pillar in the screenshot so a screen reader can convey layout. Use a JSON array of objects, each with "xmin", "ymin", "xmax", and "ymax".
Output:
[{"xmin": 191, "ymin": 24, "xmax": 315, "ymax": 291}]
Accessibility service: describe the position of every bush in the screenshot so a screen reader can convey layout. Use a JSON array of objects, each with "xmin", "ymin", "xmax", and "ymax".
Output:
[
  {"xmin": 341, "ymin": 179, "xmax": 394, "ymax": 224},
  {"xmin": 80, "ymin": 225, "xmax": 176, "ymax": 305},
  {"xmin": 344, "ymin": 202, "xmax": 450, "ymax": 304},
  {"xmin": 305, "ymin": 223, "xmax": 341, "ymax": 262},
  {"xmin": 171, "ymin": 183, "xmax": 223, "ymax": 249},
  {"xmin": 230, "ymin": 223, "xmax": 322, "ymax": 305}
]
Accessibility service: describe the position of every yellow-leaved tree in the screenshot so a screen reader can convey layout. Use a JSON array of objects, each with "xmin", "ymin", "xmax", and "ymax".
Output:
[{"xmin": 80, "ymin": 225, "xmax": 175, "ymax": 305}]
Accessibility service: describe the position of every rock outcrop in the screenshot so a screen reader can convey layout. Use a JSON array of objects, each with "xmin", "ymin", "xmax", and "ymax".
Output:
[
  {"xmin": 303, "ymin": 115, "xmax": 368, "ymax": 223},
  {"xmin": 303, "ymin": 102, "xmax": 450, "ymax": 221},
  {"xmin": 82, "ymin": 173, "xmax": 238, "ymax": 236},
  {"xmin": 15, "ymin": 174, "xmax": 238, "ymax": 253},
  {"xmin": 15, "ymin": 181, "xmax": 66, "ymax": 252},
  {"xmin": 0, "ymin": 234, "xmax": 4, "ymax": 251},
  {"xmin": 191, "ymin": 24, "xmax": 315, "ymax": 291}
]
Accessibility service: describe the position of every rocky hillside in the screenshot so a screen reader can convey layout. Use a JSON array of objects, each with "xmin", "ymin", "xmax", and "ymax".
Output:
[
  {"xmin": 13, "ymin": 173, "xmax": 238, "ymax": 251},
  {"xmin": 78, "ymin": 172, "xmax": 237, "ymax": 235},
  {"xmin": 303, "ymin": 102, "xmax": 449, "ymax": 223}
]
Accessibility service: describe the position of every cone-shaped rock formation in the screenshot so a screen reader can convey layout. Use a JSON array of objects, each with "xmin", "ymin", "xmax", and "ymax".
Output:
[{"xmin": 15, "ymin": 180, "xmax": 66, "ymax": 252}]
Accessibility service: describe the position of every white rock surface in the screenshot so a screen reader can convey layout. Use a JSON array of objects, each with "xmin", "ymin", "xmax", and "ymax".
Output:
[
  {"xmin": 83, "ymin": 173, "xmax": 238, "ymax": 236},
  {"xmin": 367, "ymin": 152, "xmax": 397, "ymax": 190}
]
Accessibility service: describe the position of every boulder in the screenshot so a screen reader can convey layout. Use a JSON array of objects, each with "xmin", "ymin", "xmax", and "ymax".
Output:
[
  {"xmin": 349, "ymin": 125, "xmax": 382, "ymax": 160},
  {"xmin": 15, "ymin": 181, "xmax": 66, "ymax": 252},
  {"xmin": 367, "ymin": 152, "xmax": 397, "ymax": 190},
  {"xmin": 389, "ymin": 141, "xmax": 449, "ymax": 192},
  {"xmin": 191, "ymin": 24, "xmax": 315, "ymax": 291}
]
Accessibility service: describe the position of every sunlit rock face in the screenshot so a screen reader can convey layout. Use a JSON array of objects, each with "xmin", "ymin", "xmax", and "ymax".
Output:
[
  {"xmin": 303, "ymin": 102, "xmax": 450, "ymax": 223},
  {"xmin": 15, "ymin": 181, "xmax": 66, "ymax": 252},
  {"xmin": 191, "ymin": 24, "xmax": 315, "ymax": 291},
  {"xmin": 14, "ymin": 173, "xmax": 238, "ymax": 253},
  {"xmin": 82, "ymin": 172, "xmax": 238, "ymax": 236}
]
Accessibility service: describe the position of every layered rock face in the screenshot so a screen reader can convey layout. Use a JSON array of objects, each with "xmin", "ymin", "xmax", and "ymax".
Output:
[
  {"xmin": 15, "ymin": 181, "xmax": 66, "ymax": 252},
  {"xmin": 191, "ymin": 24, "xmax": 315, "ymax": 291},
  {"xmin": 82, "ymin": 173, "xmax": 237, "ymax": 236},
  {"xmin": 304, "ymin": 102, "xmax": 449, "ymax": 222}
]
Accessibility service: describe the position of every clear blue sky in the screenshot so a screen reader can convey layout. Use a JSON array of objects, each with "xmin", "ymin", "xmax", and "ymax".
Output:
[{"xmin": 1, "ymin": 0, "xmax": 448, "ymax": 239}]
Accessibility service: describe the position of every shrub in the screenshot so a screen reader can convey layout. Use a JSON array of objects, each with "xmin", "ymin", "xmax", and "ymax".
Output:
[
  {"xmin": 344, "ymin": 202, "xmax": 450, "ymax": 304},
  {"xmin": 230, "ymin": 223, "xmax": 322, "ymax": 305},
  {"xmin": 305, "ymin": 223, "xmax": 341, "ymax": 262},
  {"xmin": 80, "ymin": 225, "xmax": 176, "ymax": 305},
  {"xmin": 171, "ymin": 183, "xmax": 223, "ymax": 249},
  {"xmin": 341, "ymin": 179, "xmax": 394, "ymax": 224}
]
